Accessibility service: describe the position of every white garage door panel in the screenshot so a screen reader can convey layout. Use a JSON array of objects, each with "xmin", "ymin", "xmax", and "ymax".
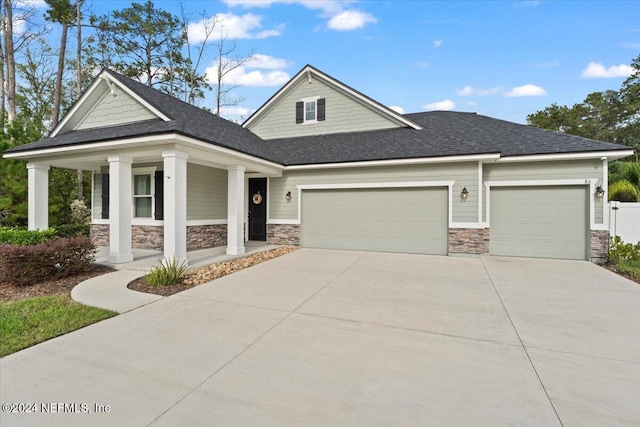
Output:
[
  {"xmin": 490, "ymin": 186, "xmax": 587, "ymax": 260},
  {"xmin": 302, "ymin": 188, "xmax": 448, "ymax": 255}
]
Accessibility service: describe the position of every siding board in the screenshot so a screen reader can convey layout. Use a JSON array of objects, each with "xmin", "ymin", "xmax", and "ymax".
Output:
[{"xmin": 270, "ymin": 162, "xmax": 478, "ymax": 223}]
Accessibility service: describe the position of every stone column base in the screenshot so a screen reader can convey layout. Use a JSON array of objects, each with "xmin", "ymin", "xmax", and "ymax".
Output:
[
  {"xmin": 90, "ymin": 223, "xmax": 229, "ymax": 251},
  {"xmin": 448, "ymin": 228, "xmax": 489, "ymax": 255},
  {"xmin": 590, "ymin": 230, "xmax": 609, "ymax": 264}
]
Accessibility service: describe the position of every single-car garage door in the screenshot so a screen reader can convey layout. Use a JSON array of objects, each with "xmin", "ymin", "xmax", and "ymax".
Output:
[
  {"xmin": 490, "ymin": 186, "xmax": 587, "ymax": 260},
  {"xmin": 301, "ymin": 187, "xmax": 448, "ymax": 255}
]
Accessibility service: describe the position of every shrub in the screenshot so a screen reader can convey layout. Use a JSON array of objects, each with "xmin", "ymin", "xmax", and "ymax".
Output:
[
  {"xmin": 616, "ymin": 259, "xmax": 640, "ymax": 281},
  {"xmin": 0, "ymin": 237, "xmax": 96, "ymax": 286},
  {"xmin": 146, "ymin": 257, "xmax": 189, "ymax": 286},
  {"xmin": 608, "ymin": 236, "xmax": 640, "ymax": 264},
  {"xmin": 70, "ymin": 199, "xmax": 91, "ymax": 225},
  {"xmin": 608, "ymin": 180, "xmax": 639, "ymax": 202},
  {"xmin": 53, "ymin": 224, "xmax": 90, "ymax": 238},
  {"xmin": 0, "ymin": 227, "xmax": 57, "ymax": 245}
]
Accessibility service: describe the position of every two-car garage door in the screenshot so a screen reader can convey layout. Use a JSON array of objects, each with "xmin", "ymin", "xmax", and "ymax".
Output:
[
  {"xmin": 301, "ymin": 187, "xmax": 448, "ymax": 255},
  {"xmin": 300, "ymin": 185, "xmax": 589, "ymax": 260},
  {"xmin": 489, "ymin": 186, "xmax": 588, "ymax": 260}
]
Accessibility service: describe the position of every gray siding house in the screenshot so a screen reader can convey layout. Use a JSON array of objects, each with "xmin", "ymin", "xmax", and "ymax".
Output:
[{"xmin": 3, "ymin": 65, "xmax": 634, "ymax": 263}]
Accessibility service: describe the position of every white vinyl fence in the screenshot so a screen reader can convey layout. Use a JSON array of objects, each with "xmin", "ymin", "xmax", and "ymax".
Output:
[{"xmin": 609, "ymin": 202, "xmax": 640, "ymax": 244}]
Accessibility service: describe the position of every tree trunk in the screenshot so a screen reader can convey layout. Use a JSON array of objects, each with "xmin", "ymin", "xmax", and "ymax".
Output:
[
  {"xmin": 76, "ymin": 0, "xmax": 83, "ymax": 200},
  {"xmin": 3, "ymin": 0, "xmax": 16, "ymax": 124},
  {"xmin": 51, "ymin": 22, "xmax": 67, "ymax": 127},
  {"xmin": 0, "ymin": 26, "xmax": 5, "ymax": 131}
]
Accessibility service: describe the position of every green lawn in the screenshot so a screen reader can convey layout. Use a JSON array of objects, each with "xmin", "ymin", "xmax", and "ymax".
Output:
[{"xmin": 0, "ymin": 295, "xmax": 116, "ymax": 357}]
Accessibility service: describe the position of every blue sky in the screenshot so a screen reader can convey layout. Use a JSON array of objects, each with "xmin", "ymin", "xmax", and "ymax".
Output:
[{"xmin": 31, "ymin": 0, "xmax": 640, "ymax": 124}]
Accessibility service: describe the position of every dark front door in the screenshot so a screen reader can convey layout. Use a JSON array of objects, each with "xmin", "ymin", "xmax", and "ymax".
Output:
[{"xmin": 248, "ymin": 178, "xmax": 267, "ymax": 241}]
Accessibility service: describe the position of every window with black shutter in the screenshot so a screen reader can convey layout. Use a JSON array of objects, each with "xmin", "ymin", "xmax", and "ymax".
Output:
[{"xmin": 297, "ymin": 98, "xmax": 325, "ymax": 124}]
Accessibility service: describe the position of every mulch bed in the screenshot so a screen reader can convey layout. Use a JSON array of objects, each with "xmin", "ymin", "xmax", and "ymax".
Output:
[
  {"xmin": 128, "ymin": 246, "xmax": 298, "ymax": 297},
  {"xmin": 0, "ymin": 265, "xmax": 117, "ymax": 302}
]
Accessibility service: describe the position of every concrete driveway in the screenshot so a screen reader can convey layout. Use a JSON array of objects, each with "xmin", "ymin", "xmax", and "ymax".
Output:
[{"xmin": 2, "ymin": 249, "xmax": 639, "ymax": 426}]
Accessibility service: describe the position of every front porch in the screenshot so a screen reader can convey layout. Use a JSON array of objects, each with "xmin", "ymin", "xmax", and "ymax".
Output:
[{"xmin": 23, "ymin": 141, "xmax": 283, "ymax": 264}]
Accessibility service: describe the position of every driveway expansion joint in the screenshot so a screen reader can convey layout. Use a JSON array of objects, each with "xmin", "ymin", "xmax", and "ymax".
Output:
[{"xmin": 480, "ymin": 257, "xmax": 565, "ymax": 427}]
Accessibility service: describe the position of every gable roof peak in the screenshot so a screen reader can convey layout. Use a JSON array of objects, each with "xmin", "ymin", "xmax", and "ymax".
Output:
[{"xmin": 242, "ymin": 64, "xmax": 422, "ymax": 131}]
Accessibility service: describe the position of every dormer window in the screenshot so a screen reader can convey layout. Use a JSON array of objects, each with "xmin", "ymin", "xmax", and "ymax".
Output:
[{"xmin": 296, "ymin": 97, "xmax": 326, "ymax": 124}]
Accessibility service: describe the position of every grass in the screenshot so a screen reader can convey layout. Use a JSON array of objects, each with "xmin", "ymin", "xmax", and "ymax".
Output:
[
  {"xmin": 616, "ymin": 259, "xmax": 640, "ymax": 281},
  {"xmin": 0, "ymin": 295, "xmax": 116, "ymax": 357}
]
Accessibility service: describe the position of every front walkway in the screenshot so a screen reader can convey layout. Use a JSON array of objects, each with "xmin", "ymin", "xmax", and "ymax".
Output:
[
  {"xmin": 3, "ymin": 251, "xmax": 638, "ymax": 426},
  {"xmin": 72, "ymin": 242, "xmax": 277, "ymax": 313}
]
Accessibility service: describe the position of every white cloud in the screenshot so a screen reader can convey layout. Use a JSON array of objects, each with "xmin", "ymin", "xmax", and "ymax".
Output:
[
  {"xmin": 187, "ymin": 12, "xmax": 283, "ymax": 42},
  {"xmin": 220, "ymin": 106, "xmax": 252, "ymax": 116},
  {"xmin": 504, "ymin": 84, "xmax": 547, "ymax": 97},
  {"xmin": 455, "ymin": 85, "xmax": 502, "ymax": 96},
  {"xmin": 224, "ymin": 1, "xmax": 377, "ymax": 32},
  {"xmin": 416, "ymin": 61, "xmax": 431, "ymax": 69},
  {"xmin": 423, "ymin": 99, "xmax": 456, "ymax": 111},
  {"xmin": 251, "ymin": 53, "xmax": 290, "ymax": 69},
  {"xmin": 581, "ymin": 62, "xmax": 635, "ymax": 78},
  {"xmin": 16, "ymin": 0, "xmax": 47, "ymax": 7},
  {"xmin": 432, "ymin": 40, "xmax": 442, "ymax": 48},
  {"xmin": 389, "ymin": 105, "xmax": 405, "ymax": 114},
  {"xmin": 327, "ymin": 9, "xmax": 377, "ymax": 31},
  {"xmin": 205, "ymin": 54, "xmax": 291, "ymax": 87}
]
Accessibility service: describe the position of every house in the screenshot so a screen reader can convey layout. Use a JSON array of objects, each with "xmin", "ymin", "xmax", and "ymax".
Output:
[{"xmin": 3, "ymin": 65, "xmax": 634, "ymax": 264}]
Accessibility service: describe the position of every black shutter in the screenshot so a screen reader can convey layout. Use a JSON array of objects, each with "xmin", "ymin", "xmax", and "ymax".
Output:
[
  {"xmin": 317, "ymin": 98, "xmax": 326, "ymax": 121},
  {"xmin": 101, "ymin": 173, "xmax": 109, "ymax": 219},
  {"xmin": 295, "ymin": 101, "xmax": 304, "ymax": 123},
  {"xmin": 154, "ymin": 170, "xmax": 164, "ymax": 220}
]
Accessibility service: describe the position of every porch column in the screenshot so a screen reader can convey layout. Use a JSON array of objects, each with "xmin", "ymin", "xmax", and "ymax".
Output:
[
  {"xmin": 108, "ymin": 155, "xmax": 133, "ymax": 263},
  {"xmin": 26, "ymin": 162, "xmax": 49, "ymax": 230},
  {"xmin": 162, "ymin": 150, "xmax": 188, "ymax": 262},
  {"xmin": 227, "ymin": 165, "xmax": 246, "ymax": 255}
]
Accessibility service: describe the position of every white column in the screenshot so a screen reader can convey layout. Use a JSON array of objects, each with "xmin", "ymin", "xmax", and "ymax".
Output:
[
  {"xmin": 108, "ymin": 156, "xmax": 133, "ymax": 263},
  {"xmin": 227, "ymin": 165, "xmax": 246, "ymax": 255},
  {"xmin": 27, "ymin": 163, "xmax": 49, "ymax": 230},
  {"xmin": 162, "ymin": 150, "xmax": 188, "ymax": 262}
]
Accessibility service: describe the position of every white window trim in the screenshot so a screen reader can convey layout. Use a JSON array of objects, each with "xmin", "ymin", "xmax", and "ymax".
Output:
[
  {"xmin": 132, "ymin": 167, "xmax": 156, "ymax": 219},
  {"xmin": 301, "ymin": 96, "xmax": 319, "ymax": 125},
  {"xmin": 484, "ymin": 178, "xmax": 606, "ymax": 231}
]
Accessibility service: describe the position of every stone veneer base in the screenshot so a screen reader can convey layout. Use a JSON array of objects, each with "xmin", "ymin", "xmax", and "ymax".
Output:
[
  {"xmin": 589, "ymin": 230, "xmax": 609, "ymax": 264},
  {"xmin": 90, "ymin": 223, "xmax": 227, "ymax": 251},
  {"xmin": 448, "ymin": 228, "xmax": 489, "ymax": 255},
  {"xmin": 267, "ymin": 224, "xmax": 300, "ymax": 246}
]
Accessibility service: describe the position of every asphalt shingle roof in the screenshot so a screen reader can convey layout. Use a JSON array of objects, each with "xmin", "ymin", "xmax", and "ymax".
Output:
[
  {"xmin": 269, "ymin": 111, "xmax": 630, "ymax": 165},
  {"xmin": 7, "ymin": 69, "xmax": 281, "ymax": 163},
  {"xmin": 5, "ymin": 70, "xmax": 631, "ymax": 166}
]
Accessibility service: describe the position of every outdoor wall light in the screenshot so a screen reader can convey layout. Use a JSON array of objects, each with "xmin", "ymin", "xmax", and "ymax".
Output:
[
  {"xmin": 460, "ymin": 187, "xmax": 469, "ymax": 201},
  {"xmin": 285, "ymin": 191, "xmax": 292, "ymax": 201},
  {"xmin": 595, "ymin": 186, "xmax": 605, "ymax": 199}
]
